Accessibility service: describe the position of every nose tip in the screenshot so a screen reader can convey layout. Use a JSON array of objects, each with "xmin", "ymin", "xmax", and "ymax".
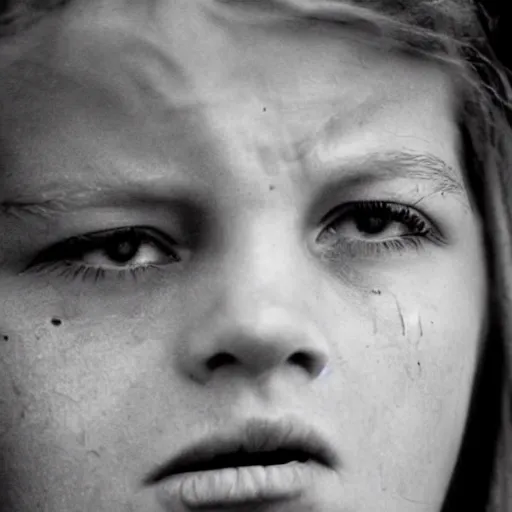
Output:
[{"xmin": 181, "ymin": 303, "xmax": 330, "ymax": 385}]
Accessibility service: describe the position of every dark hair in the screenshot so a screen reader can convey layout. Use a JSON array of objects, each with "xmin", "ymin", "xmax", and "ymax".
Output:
[{"xmin": 0, "ymin": 0, "xmax": 67, "ymax": 36}]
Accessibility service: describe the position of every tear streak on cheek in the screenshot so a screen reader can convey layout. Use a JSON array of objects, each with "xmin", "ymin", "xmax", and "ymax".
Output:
[
  {"xmin": 362, "ymin": 290, "xmax": 430, "ymax": 387},
  {"xmin": 367, "ymin": 289, "xmax": 426, "ymax": 346}
]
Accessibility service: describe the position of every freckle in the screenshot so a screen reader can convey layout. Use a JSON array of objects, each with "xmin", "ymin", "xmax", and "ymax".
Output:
[
  {"xmin": 371, "ymin": 289, "xmax": 381, "ymax": 295},
  {"xmin": 51, "ymin": 318, "xmax": 62, "ymax": 327},
  {"xmin": 77, "ymin": 430, "xmax": 86, "ymax": 446},
  {"xmin": 12, "ymin": 381, "xmax": 22, "ymax": 396},
  {"xmin": 2, "ymin": 335, "xmax": 8, "ymax": 342},
  {"xmin": 262, "ymin": 107, "xmax": 267, "ymax": 112},
  {"xmin": 269, "ymin": 184, "xmax": 275, "ymax": 191}
]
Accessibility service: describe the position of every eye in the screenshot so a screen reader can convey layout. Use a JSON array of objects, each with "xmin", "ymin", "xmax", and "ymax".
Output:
[
  {"xmin": 26, "ymin": 226, "xmax": 181, "ymax": 279},
  {"xmin": 324, "ymin": 201, "xmax": 427, "ymax": 239},
  {"xmin": 317, "ymin": 201, "xmax": 443, "ymax": 257}
]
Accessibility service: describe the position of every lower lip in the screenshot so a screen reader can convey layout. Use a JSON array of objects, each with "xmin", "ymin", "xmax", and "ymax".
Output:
[{"xmin": 155, "ymin": 460, "xmax": 329, "ymax": 509}]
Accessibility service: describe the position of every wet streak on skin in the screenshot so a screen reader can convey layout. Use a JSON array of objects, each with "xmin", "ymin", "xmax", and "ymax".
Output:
[{"xmin": 394, "ymin": 296, "xmax": 406, "ymax": 336}]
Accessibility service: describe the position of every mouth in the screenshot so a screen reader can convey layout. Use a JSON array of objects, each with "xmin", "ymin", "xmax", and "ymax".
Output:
[
  {"xmin": 146, "ymin": 416, "xmax": 340, "ymax": 509},
  {"xmin": 151, "ymin": 446, "xmax": 322, "ymax": 476}
]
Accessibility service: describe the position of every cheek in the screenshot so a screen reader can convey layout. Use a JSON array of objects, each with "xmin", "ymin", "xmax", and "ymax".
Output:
[
  {"xmin": 0, "ymin": 279, "xmax": 192, "ymax": 456},
  {"xmin": 330, "ymin": 258, "xmax": 486, "ymax": 500},
  {"xmin": 329, "ymin": 283, "xmax": 482, "ymax": 433},
  {"xmin": 0, "ymin": 280, "xmax": 138, "ymax": 439},
  {"xmin": 0, "ymin": 304, "xmax": 162, "ymax": 508},
  {"xmin": 355, "ymin": 326, "xmax": 478, "ymax": 503}
]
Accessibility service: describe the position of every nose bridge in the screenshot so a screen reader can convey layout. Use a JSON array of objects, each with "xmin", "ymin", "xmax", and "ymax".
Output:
[
  {"xmin": 180, "ymin": 212, "xmax": 330, "ymax": 384},
  {"xmin": 226, "ymin": 211, "xmax": 301, "ymax": 305},
  {"xmin": 218, "ymin": 209, "xmax": 317, "ymax": 349}
]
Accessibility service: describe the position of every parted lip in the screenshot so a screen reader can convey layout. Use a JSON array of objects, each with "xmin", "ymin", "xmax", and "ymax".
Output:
[{"xmin": 144, "ymin": 415, "xmax": 340, "ymax": 484}]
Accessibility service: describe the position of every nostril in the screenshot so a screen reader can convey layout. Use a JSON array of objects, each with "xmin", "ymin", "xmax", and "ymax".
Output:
[
  {"xmin": 288, "ymin": 351, "xmax": 319, "ymax": 374},
  {"xmin": 206, "ymin": 352, "xmax": 238, "ymax": 372}
]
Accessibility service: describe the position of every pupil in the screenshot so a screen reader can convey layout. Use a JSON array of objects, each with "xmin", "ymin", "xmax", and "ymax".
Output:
[
  {"xmin": 105, "ymin": 232, "xmax": 140, "ymax": 263},
  {"xmin": 355, "ymin": 215, "xmax": 388, "ymax": 235}
]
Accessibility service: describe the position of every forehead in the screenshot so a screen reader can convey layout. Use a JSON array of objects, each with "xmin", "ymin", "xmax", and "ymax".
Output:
[
  {"xmin": 0, "ymin": 0, "xmax": 458, "ymax": 200},
  {"xmin": 0, "ymin": 0, "xmax": 454, "ymax": 116}
]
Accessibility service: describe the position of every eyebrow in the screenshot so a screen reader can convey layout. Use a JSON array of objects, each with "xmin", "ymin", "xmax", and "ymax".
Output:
[
  {"xmin": 0, "ymin": 187, "xmax": 195, "ymax": 220},
  {"xmin": 0, "ymin": 149, "xmax": 466, "ymax": 221},
  {"xmin": 314, "ymin": 149, "xmax": 466, "ymax": 198}
]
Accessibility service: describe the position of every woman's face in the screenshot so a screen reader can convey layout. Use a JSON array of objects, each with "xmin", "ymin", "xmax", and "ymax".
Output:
[{"xmin": 0, "ymin": 1, "xmax": 488, "ymax": 511}]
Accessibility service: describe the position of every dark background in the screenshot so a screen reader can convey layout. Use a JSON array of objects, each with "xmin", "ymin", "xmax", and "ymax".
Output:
[{"xmin": 477, "ymin": 0, "xmax": 511, "ymax": 72}]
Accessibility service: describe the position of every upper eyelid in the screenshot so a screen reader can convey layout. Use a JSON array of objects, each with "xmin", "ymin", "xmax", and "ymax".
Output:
[
  {"xmin": 62, "ymin": 226, "xmax": 174, "ymax": 244},
  {"xmin": 28, "ymin": 226, "xmax": 176, "ymax": 264},
  {"xmin": 320, "ymin": 201, "xmax": 431, "ymax": 226}
]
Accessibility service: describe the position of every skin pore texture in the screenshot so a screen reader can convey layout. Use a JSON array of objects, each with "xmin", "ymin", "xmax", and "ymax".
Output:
[{"xmin": 0, "ymin": 1, "xmax": 489, "ymax": 511}]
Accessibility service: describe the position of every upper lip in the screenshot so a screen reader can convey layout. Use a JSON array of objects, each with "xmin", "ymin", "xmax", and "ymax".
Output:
[{"xmin": 144, "ymin": 416, "xmax": 340, "ymax": 484}]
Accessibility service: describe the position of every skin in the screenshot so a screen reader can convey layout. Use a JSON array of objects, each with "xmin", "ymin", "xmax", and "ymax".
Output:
[{"xmin": 0, "ymin": 1, "xmax": 488, "ymax": 511}]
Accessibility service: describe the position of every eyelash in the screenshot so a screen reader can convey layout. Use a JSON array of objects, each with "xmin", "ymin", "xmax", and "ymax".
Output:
[
  {"xmin": 24, "ymin": 226, "xmax": 180, "ymax": 282},
  {"xmin": 318, "ymin": 201, "xmax": 443, "ymax": 258}
]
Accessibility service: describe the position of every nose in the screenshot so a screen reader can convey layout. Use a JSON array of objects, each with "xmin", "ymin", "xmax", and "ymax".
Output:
[
  {"xmin": 178, "ymin": 228, "xmax": 330, "ymax": 385},
  {"xmin": 183, "ymin": 299, "xmax": 330, "ymax": 384}
]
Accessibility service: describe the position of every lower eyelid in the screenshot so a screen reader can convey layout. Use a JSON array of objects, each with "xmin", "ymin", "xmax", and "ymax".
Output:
[{"xmin": 323, "ymin": 236, "xmax": 426, "ymax": 260}]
